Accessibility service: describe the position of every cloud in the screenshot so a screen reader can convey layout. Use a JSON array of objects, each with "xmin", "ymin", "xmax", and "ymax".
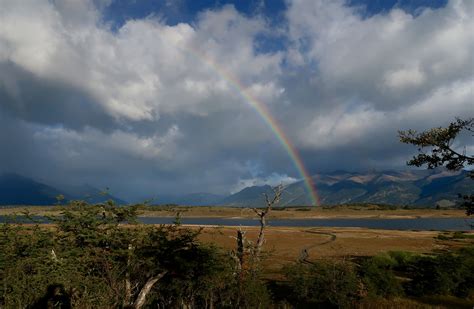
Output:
[
  {"xmin": 286, "ymin": 0, "xmax": 473, "ymax": 164},
  {"xmin": 231, "ymin": 173, "xmax": 298, "ymax": 194},
  {"xmin": 0, "ymin": 1, "xmax": 283, "ymax": 121},
  {"xmin": 286, "ymin": 0, "xmax": 473, "ymax": 109},
  {"xmin": 33, "ymin": 125, "xmax": 182, "ymax": 161},
  {"xmin": 0, "ymin": 0, "xmax": 288, "ymax": 199},
  {"xmin": 0, "ymin": 0, "xmax": 472, "ymax": 200},
  {"xmin": 300, "ymin": 105, "xmax": 386, "ymax": 149},
  {"xmin": 383, "ymin": 65, "xmax": 426, "ymax": 90},
  {"xmin": 298, "ymin": 77, "xmax": 473, "ymax": 150}
]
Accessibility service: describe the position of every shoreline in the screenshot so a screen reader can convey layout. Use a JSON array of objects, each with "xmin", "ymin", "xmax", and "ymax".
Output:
[{"xmin": 0, "ymin": 205, "xmax": 469, "ymax": 220}]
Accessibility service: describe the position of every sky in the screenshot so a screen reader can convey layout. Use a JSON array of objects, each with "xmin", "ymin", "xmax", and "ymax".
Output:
[{"xmin": 0, "ymin": 0, "xmax": 472, "ymax": 201}]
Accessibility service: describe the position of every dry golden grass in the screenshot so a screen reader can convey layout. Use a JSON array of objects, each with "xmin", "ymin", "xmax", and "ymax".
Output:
[{"xmin": 196, "ymin": 226, "xmax": 474, "ymax": 272}]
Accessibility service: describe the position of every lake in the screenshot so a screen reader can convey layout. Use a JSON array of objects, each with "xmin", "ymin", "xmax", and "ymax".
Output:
[
  {"xmin": 138, "ymin": 217, "xmax": 472, "ymax": 231},
  {"xmin": 2, "ymin": 216, "xmax": 470, "ymax": 231}
]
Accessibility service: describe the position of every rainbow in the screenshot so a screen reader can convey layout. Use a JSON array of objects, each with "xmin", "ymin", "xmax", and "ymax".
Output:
[{"xmin": 182, "ymin": 47, "xmax": 320, "ymax": 206}]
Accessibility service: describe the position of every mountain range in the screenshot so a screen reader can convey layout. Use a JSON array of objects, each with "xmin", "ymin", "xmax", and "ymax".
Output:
[
  {"xmin": 0, "ymin": 173, "xmax": 125, "ymax": 206},
  {"xmin": 0, "ymin": 169, "xmax": 471, "ymax": 207},
  {"xmin": 219, "ymin": 169, "xmax": 472, "ymax": 207}
]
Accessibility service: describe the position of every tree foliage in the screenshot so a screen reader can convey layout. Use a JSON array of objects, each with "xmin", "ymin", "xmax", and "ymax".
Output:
[
  {"xmin": 282, "ymin": 260, "xmax": 361, "ymax": 308},
  {"xmin": 399, "ymin": 117, "xmax": 473, "ymax": 215},
  {"xmin": 280, "ymin": 249, "xmax": 474, "ymax": 307},
  {"xmin": 358, "ymin": 253, "xmax": 403, "ymax": 298},
  {"xmin": 0, "ymin": 201, "xmax": 268, "ymax": 308}
]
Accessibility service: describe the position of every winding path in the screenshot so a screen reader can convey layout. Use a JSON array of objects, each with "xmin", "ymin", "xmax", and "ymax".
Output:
[{"xmin": 298, "ymin": 229, "xmax": 337, "ymax": 264}]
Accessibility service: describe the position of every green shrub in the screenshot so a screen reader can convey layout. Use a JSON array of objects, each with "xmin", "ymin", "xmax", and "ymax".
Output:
[
  {"xmin": 283, "ymin": 260, "xmax": 360, "ymax": 308},
  {"xmin": 0, "ymin": 202, "xmax": 270, "ymax": 308},
  {"xmin": 453, "ymin": 231, "xmax": 474, "ymax": 239},
  {"xmin": 359, "ymin": 254, "xmax": 403, "ymax": 298},
  {"xmin": 406, "ymin": 248, "xmax": 474, "ymax": 298},
  {"xmin": 388, "ymin": 250, "xmax": 417, "ymax": 268}
]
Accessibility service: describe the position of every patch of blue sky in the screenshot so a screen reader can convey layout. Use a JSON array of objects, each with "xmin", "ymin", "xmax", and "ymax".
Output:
[
  {"xmin": 254, "ymin": 32, "xmax": 287, "ymax": 55},
  {"xmin": 347, "ymin": 0, "xmax": 448, "ymax": 18},
  {"xmin": 99, "ymin": 0, "xmax": 448, "ymax": 58},
  {"xmin": 100, "ymin": 1, "xmax": 176, "ymax": 31},
  {"xmin": 101, "ymin": 0, "xmax": 287, "ymax": 30}
]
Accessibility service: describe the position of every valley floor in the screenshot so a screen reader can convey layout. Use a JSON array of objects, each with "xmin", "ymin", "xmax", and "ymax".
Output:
[
  {"xmin": 2, "ymin": 205, "xmax": 472, "ymax": 268},
  {"xmin": 196, "ymin": 226, "xmax": 474, "ymax": 272}
]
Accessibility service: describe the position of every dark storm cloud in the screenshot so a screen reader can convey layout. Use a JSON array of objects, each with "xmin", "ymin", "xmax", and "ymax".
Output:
[
  {"xmin": 0, "ymin": 0, "xmax": 471, "ymax": 200},
  {"xmin": 0, "ymin": 62, "xmax": 116, "ymax": 131}
]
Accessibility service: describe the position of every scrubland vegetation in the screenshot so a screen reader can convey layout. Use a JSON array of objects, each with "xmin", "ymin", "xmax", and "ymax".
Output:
[
  {"xmin": 0, "ymin": 204, "xmax": 468, "ymax": 219},
  {"xmin": 1, "ymin": 201, "xmax": 473, "ymax": 308}
]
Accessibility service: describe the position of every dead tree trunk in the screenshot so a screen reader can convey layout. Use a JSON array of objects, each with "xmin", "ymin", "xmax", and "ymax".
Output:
[
  {"xmin": 230, "ymin": 227, "xmax": 247, "ymax": 271},
  {"xmin": 124, "ymin": 244, "xmax": 133, "ymax": 307},
  {"xmin": 133, "ymin": 272, "xmax": 167, "ymax": 309},
  {"xmin": 231, "ymin": 185, "xmax": 283, "ymax": 291},
  {"xmin": 253, "ymin": 184, "xmax": 283, "ymax": 260},
  {"xmin": 236, "ymin": 229, "xmax": 245, "ymax": 270}
]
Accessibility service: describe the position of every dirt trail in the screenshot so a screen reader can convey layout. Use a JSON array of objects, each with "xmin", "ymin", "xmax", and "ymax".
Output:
[{"xmin": 299, "ymin": 229, "xmax": 337, "ymax": 263}]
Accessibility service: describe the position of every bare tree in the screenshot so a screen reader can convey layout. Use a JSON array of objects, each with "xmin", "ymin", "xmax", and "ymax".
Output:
[
  {"xmin": 231, "ymin": 184, "xmax": 283, "ymax": 273},
  {"xmin": 253, "ymin": 184, "xmax": 283, "ymax": 260}
]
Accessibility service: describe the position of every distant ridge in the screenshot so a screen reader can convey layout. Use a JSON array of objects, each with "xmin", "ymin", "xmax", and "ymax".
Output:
[
  {"xmin": 0, "ymin": 173, "xmax": 64, "ymax": 206},
  {"xmin": 151, "ymin": 192, "xmax": 225, "ymax": 206},
  {"xmin": 0, "ymin": 173, "xmax": 127, "ymax": 206},
  {"xmin": 0, "ymin": 169, "xmax": 471, "ymax": 207},
  {"xmin": 220, "ymin": 185, "xmax": 274, "ymax": 206},
  {"xmin": 216, "ymin": 169, "xmax": 471, "ymax": 207}
]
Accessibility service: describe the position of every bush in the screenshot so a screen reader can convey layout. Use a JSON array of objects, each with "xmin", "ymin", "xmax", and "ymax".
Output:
[
  {"xmin": 283, "ymin": 260, "xmax": 360, "ymax": 308},
  {"xmin": 388, "ymin": 250, "xmax": 416, "ymax": 268},
  {"xmin": 406, "ymin": 248, "xmax": 474, "ymax": 298},
  {"xmin": 359, "ymin": 254, "xmax": 403, "ymax": 298},
  {"xmin": 0, "ymin": 202, "xmax": 270, "ymax": 308}
]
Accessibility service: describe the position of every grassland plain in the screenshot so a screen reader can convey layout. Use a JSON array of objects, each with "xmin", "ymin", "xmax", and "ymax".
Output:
[{"xmin": 2, "ymin": 205, "xmax": 472, "ymax": 267}]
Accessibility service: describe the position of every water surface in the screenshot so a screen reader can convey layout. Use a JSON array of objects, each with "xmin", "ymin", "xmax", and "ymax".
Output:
[
  {"xmin": 135, "ymin": 217, "xmax": 473, "ymax": 230},
  {"xmin": 1, "ymin": 216, "xmax": 471, "ymax": 230}
]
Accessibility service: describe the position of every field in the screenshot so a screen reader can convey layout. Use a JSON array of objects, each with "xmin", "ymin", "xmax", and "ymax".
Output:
[
  {"xmin": 197, "ymin": 226, "xmax": 474, "ymax": 272},
  {"xmin": 2, "ymin": 205, "xmax": 472, "ymax": 268}
]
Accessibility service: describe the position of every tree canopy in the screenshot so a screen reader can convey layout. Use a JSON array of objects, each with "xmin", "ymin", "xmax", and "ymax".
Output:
[{"xmin": 399, "ymin": 117, "xmax": 473, "ymax": 215}]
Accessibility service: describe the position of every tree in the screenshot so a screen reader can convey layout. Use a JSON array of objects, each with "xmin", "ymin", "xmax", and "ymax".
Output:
[
  {"xmin": 228, "ymin": 185, "xmax": 283, "ymax": 307},
  {"xmin": 231, "ymin": 184, "xmax": 283, "ymax": 271},
  {"xmin": 0, "ymin": 201, "xmax": 242, "ymax": 308},
  {"xmin": 252, "ymin": 184, "xmax": 283, "ymax": 261},
  {"xmin": 399, "ymin": 117, "xmax": 473, "ymax": 215}
]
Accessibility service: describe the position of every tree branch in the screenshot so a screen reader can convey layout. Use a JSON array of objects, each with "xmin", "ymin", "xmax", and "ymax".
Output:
[{"xmin": 133, "ymin": 271, "xmax": 167, "ymax": 309}]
